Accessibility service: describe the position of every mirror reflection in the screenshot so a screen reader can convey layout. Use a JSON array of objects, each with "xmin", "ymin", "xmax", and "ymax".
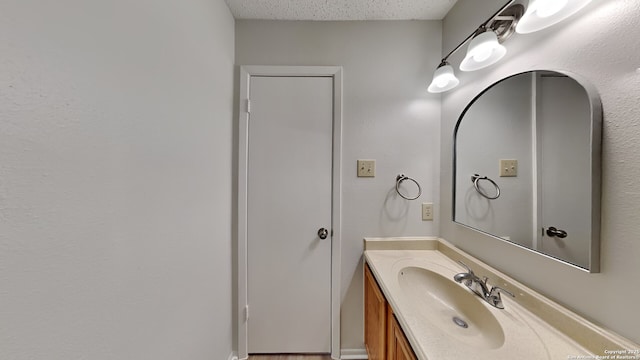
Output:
[{"xmin": 454, "ymin": 70, "xmax": 601, "ymax": 271}]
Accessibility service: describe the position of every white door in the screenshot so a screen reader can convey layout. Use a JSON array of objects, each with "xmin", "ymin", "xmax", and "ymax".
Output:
[
  {"xmin": 247, "ymin": 75, "xmax": 333, "ymax": 353},
  {"xmin": 537, "ymin": 74, "xmax": 592, "ymax": 268}
]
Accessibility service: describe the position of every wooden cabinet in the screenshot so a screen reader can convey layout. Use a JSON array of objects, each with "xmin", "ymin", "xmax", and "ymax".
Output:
[
  {"xmin": 365, "ymin": 263, "xmax": 417, "ymax": 360},
  {"xmin": 387, "ymin": 304, "xmax": 417, "ymax": 360},
  {"xmin": 365, "ymin": 263, "xmax": 387, "ymax": 360}
]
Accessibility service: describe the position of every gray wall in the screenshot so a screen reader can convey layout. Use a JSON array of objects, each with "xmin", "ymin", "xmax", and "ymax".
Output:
[
  {"xmin": 0, "ymin": 0, "xmax": 235, "ymax": 358},
  {"xmin": 235, "ymin": 20, "xmax": 442, "ymax": 350},
  {"xmin": 441, "ymin": 0, "xmax": 640, "ymax": 344}
]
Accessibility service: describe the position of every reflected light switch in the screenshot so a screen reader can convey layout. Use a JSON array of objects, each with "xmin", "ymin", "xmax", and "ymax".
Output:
[
  {"xmin": 357, "ymin": 159, "xmax": 375, "ymax": 177},
  {"xmin": 499, "ymin": 159, "xmax": 518, "ymax": 177}
]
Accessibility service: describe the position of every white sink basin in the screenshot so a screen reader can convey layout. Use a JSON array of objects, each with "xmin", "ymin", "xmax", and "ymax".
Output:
[
  {"xmin": 397, "ymin": 266, "xmax": 505, "ymax": 349},
  {"xmin": 372, "ymin": 255, "xmax": 554, "ymax": 360}
]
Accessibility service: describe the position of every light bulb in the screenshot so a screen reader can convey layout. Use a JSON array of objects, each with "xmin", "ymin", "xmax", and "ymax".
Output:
[
  {"xmin": 516, "ymin": 0, "xmax": 592, "ymax": 34},
  {"xmin": 460, "ymin": 30, "xmax": 506, "ymax": 72},
  {"xmin": 428, "ymin": 63, "xmax": 459, "ymax": 93},
  {"xmin": 435, "ymin": 77, "xmax": 449, "ymax": 88},
  {"xmin": 472, "ymin": 46, "xmax": 493, "ymax": 62},
  {"xmin": 536, "ymin": 0, "xmax": 568, "ymax": 18}
]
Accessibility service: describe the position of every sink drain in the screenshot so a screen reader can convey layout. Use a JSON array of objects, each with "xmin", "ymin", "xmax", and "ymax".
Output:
[{"xmin": 452, "ymin": 316, "xmax": 469, "ymax": 329}]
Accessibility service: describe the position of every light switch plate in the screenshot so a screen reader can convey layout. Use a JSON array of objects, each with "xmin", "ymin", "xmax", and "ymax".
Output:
[
  {"xmin": 357, "ymin": 160, "xmax": 376, "ymax": 177},
  {"xmin": 422, "ymin": 203, "xmax": 434, "ymax": 221},
  {"xmin": 499, "ymin": 159, "xmax": 518, "ymax": 177}
]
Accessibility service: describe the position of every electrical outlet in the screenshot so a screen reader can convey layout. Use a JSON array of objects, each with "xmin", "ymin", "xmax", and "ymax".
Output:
[
  {"xmin": 499, "ymin": 159, "xmax": 518, "ymax": 177},
  {"xmin": 422, "ymin": 203, "xmax": 434, "ymax": 221},
  {"xmin": 357, "ymin": 160, "xmax": 376, "ymax": 177}
]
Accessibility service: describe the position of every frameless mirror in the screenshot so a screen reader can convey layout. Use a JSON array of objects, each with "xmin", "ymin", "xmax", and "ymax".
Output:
[{"xmin": 453, "ymin": 70, "xmax": 601, "ymax": 272}]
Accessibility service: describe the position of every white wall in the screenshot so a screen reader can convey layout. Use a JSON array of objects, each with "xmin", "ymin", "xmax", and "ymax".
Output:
[
  {"xmin": 235, "ymin": 20, "xmax": 442, "ymax": 349},
  {"xmin": 440, "ymin": 0, "xmax": 640, "ymax": 344},
  {"xmin": 0, "ymin": 0, "xmax": 235, "ymax": 359}
]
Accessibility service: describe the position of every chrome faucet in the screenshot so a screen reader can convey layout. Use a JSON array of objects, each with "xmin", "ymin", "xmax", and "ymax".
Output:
[
  {"xmin": 486, "ymin": 286, "xmax": 514, "ymax": 309},
  {"xmin": 453, "ymin": 261, "xmax": 515, "ymax": 309},
  {"xmin": 453, "ymin": 263, "xmax": 490, "ymax": 298}
]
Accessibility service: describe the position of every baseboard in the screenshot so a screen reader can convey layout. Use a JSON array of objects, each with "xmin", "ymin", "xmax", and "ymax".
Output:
[
  {"xmin": 229, "ymin": 349, "xmax": 365, "ymax": 360},
  {"xmin": 340, "ymin": 348, "xmax": 368, "ymax": 359}
]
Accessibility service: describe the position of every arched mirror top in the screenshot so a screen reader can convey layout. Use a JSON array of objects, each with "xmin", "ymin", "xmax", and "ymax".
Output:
[{"xmin": 453, "ymin": 70, "xmax": 602, "ymax": 272}]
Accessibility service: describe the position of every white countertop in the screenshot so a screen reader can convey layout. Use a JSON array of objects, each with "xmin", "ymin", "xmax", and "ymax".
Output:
[{"xmin": 363, "ymin": 237, "xmax": 640, "ymax": 360}]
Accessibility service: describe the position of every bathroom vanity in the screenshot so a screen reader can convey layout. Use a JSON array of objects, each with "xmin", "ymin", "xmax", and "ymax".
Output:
[
  {"xmin": 363, "ymin": 237, "xmax": 639, "ymax": 360},
  {"xmin": 365, "ymin": 262, "xmax": 417, "ymax": 360}
]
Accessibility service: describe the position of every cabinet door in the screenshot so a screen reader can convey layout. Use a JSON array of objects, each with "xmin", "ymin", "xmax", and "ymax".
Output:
[
  {"xmin": 365, "ymin": 264, "xmax": 387, "ymax": 360},
  {"xmin": 387, "ymin": 304, "xmax": 417, "ymax": 360}
]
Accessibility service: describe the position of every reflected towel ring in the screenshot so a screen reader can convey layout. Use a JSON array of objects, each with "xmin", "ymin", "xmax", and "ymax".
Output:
[
  {"xmin": 471, "ymin": 174, "xmax": 500, "ymax": 200},
  {"xmin": 396, "ymin": 174, "xmax": 422, "ymax": 200}
]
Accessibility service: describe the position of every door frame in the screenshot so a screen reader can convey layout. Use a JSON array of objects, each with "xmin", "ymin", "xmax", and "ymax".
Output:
[{"xmin": 237, "ymin": 66, "xmax": 343, "ymax": 360}]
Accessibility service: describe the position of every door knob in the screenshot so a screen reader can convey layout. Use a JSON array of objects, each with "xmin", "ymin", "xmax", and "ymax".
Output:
[
  {"xmin": 546, "ymin": 226, "xmax": 568, "ymax": 238},
  {"xmin": 317, "ymin": 228, "xmax": 329, "ymax": 240}
]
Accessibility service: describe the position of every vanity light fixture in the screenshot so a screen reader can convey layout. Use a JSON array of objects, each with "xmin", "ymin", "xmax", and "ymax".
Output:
[
  {"xmin": 427, "ymin": 1, "xmax": 524, "ymax": 93},
  {"xmin": 427, "ymin": 60, "xmax": 460, "ymax": 93},
  {"xmin": 427, "ymin": 0, "xmax": 592, "ymax": 93},
  {"xmin": 516, "ymin": 0, "xmax": 593, "ymax": 34}
]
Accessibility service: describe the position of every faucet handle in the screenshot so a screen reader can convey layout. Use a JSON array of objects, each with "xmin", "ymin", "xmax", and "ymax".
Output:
[
  {"xmin": 487, "ymin": 286, "xmax": 515, "ymax": 309},
  {"xmin": 489, "ymin": 286, "xmax": 515, "ymax": 298},
  {"xmin": 457, "ymin": 261, "xmax": 474, "ymax": 275}
]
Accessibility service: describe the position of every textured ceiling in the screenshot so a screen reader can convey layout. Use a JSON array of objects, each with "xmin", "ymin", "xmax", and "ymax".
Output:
[{"xmin": 225, "ymin": 0, "xmax": 459, "ymax": 21}]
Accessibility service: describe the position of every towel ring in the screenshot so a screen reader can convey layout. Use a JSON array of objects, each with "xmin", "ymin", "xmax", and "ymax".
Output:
[
  {"xmin": 396, "ymin": 174, "xmax": 422, "ymax": 200},
  {"xmin": 471, "ymin": 174, "xmax": 500, "ymax": 200}
]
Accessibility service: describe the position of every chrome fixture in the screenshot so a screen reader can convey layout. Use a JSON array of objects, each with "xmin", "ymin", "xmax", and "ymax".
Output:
[
  {"xmin": 428, "ymin": 0, "xmax": 592, "ymax": 93},
  {"xmin": 395, "ymin": 174, "xmax": 422, "ymax": 200},
  {"xmin": 486, "ymin": 286, "xmax": 515, "ymax": 309},
  {"xmin": 453, "ymin": 261, "xmax": 515, "ymax": 309},
  {"xmin": 471, "ymin": 174, "xmax": 501, "ymax": 200},
  {"xmin": 453, "ymin": 262, "xmax": 491, "ymax": 299},
  {"xmin": 452, "ymin": 316, "xmax": 469, "ymax": 329}
]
